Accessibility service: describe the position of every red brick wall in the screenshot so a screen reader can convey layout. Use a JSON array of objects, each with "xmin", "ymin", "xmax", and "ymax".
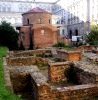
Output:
[
  {"xmin": 18, "ymin": 11, "xmax": 58, "ymax": 49},
  {"xmin": 33, "ymin": 26, "xmax": 57, "ymax": 48},
  {"xmin": 22, "ymin": 13, "xmax": 52, "ymax": 25},
  {"xmin": 18, "ymin": 26, "xmax": 30, "ymax": 49}
]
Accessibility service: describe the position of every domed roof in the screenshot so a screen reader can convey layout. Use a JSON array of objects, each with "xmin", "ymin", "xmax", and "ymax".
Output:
[{"xmin": 22, "ymin": 7, "xmax": 51, "ymax": 15}]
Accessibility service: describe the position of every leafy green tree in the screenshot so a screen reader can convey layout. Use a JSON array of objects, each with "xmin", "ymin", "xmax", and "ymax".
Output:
[
  {"xmin": 0, "ymin": 21, "xmax": 18, "ymax": 50},
  {"xmin": 86, "ymin": 25, "xmax": 98, "ymax": 45}
]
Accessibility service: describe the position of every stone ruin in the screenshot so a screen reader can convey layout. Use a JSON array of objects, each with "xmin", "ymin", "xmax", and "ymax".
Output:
[{"xmin": 3, "ymin": 47, "xmax": 98, "ymax": 100}]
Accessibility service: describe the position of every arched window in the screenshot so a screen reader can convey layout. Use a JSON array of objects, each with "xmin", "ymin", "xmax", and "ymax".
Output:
[
  {"xmin": 49, "ymin": 19, "xmax": 51, "ymax": 24},
  {"xmin": 27, "ymin": 18, "xmax": 29, "ymax": 25},
  {"xmin": 75, "ymin": 29, "xmax": 78, "ymax": 36}
]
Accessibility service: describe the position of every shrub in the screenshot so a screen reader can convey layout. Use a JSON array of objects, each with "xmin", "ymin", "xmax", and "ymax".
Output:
[
  {"xmin": 86, "ymin": 25, "xmax": 98, "ymax": 46},
  {"xmin": 0, "ymin": 21, "xmax": 18, "ymax": 50}
]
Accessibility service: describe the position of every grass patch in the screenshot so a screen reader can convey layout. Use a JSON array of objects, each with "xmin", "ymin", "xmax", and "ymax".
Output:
[
  {"xmin": 0, "ymin": 47, "xmax": 21, "ymax": 100},
  {"xmin": 53, "ymin": 42, "xmax": 74, "ymax": 51},
  {"xmin": 64, "ymin": 45, "xmax": 74, "ymax": 51}
]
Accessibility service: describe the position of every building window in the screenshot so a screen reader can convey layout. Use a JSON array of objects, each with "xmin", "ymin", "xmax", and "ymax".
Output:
[
  {"xmin": 0, "ymin": 6, "xmax": 1, "ymax": 12},
  {"xmin": 75, "ymin": 29, "xmax": 78, "ymax": 36},
  {"xmin": 49, "ymin": 19, "xmax": 51, "ymax": 24},
  {"xmin": 7, "ymin": 7, "xmax": 11, "ymax": 12},
  {"xmin": 62, "ymin": 29, "xmax": 65, "ymax": 36},
  {"xmin": 41, "ymin": 29, "xmax": 45, "ymax": 35},
  {"xmin": 38, "ymin": 18, "xmax": 41, "ymax": 24},
  {"xmin": 2, "ymin": 6, "xmax": 6, "ymax": 12},
  {"xmin": 27, "ymin": 19, "xmax": 29, "ymax": 25},
  {"xmin": 69, "ymin": 30, "xmax": 72, "ymax": 39}
]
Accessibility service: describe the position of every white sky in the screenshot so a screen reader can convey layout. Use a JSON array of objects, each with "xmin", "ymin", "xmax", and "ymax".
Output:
[
  {"xmin": 12, "ymin": 0, "xmax": 74, "ymax": 5},
  {"xmin": 35, "ymin": 0, "xmax": 58, "ymax": 3},
  {"xmin": 20, "ymin": 0, "xmax": 58, "ymax": 3}
]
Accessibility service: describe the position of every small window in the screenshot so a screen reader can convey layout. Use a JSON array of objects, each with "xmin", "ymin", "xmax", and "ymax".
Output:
[
  {"xmin": 49, "ymin": 19, "xmax": 51, "ymax": 24},
  {"xmin": 41, "ymin": 29, "xmax": 45, "ymax": 35},
  {"xmin": 2, "ymin": 6, "xmax": 6, "ymax": 12},
  {"xmin": 62, "ymin": 29, "xmax": 65, "ymax": 35},
  {"xmin": 27, "ymin": 19, "xmax": 29, "ymax": 25},
  {"xmin": 38, "ymin": 18, "xmax": 41, "ymax": 24},
  {"xmin": 7, "ymin": 7, "xmax": 11, "ymax": 12}
]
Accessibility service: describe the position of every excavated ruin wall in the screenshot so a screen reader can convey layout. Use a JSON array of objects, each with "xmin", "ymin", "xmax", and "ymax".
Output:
[
  {"xmin": 4, "ymin": 50, "xmax": 98, "ymax": 100},
  {"xmin": 52, "ymin": 84, "xmax": 98, "ymax": 100},
  {"xmin": 6, "ymin": 56, "xmax": 49, "ymax": 66},
  {"xmin": 30, "ymin": 68, "xmax": 53, "ymax": 100},
  {"xmin": 9, "ymin": 49, "xmax": 52, "ymax": 57},
  {"xmin": 48, "ymin": 61, "xmax": 97, "ymax": 84},
  {"xmin": 73, "ymin": 67, "xmax": 96, "ymax": 84},
  {"xmin": 9, "ymin": 65, "xmax": 40, "ymax": 93},
  {"xmin": 3, "ymin": 57, "xmax": 13, "ymax": 91},
  {"xmin": 75, "ymin": 45, "xmax": 94, "ymax": 52},
  {"xmin": 56, "ymin": 50, "xmax": 82, "ymax": 61},
  {"xmin": 30, "ymin": 74, "xmax": 98, "ymax": 100},
  {"xmin": 30, "ymin": 65, "xmax": 98, "ymax": 100},
  {"xmin": 48, "ymin": 62, "xmax": 70, "ymax": 83},
  {"xmin": 10, "ymin": 68, "xmax": 31, "ymax": 93}
]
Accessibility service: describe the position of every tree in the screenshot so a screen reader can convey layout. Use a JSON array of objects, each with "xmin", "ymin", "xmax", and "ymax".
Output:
[
  {"xmin": 0, "ymin": 21, "xmax": 18, "ymax": 50},
  {"xmin": 86, "ymin": 25, "xmax": 98, "ymax": 45}
]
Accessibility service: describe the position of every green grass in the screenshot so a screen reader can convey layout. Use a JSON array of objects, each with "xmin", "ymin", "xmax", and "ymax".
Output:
[
  {"xmin": 0, "ymin": 47, "xmax": 21, "ymax": 100},
  {"xmin": 64, "ymin": 45, "xmax": 74, "ymax": 51}
]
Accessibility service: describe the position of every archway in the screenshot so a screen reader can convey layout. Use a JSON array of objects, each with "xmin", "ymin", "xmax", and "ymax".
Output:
[{"xmin": 75, "ymin": 29, "xmax": 78, "ymax": 36}]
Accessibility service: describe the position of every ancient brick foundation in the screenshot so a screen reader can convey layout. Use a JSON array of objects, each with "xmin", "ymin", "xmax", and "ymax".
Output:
[
  {"xmin": 76, "ymin": 45, "xmax": 94, "ymax": 52},
  {"xmin": 48, "ymin": 62, "xmax": 70, "ymax": 83},
  {"xmin": 56, "ymin": 50, "xmax": 82, "ymax": 61},
  {"xmin": 9, "ymin": 49, "xmax": 52, "ymax": 57},
  {"xmin": 3, "ymin": 49, "xmax": 98, "ymax": 100},
  {"xmin": 6, "ymin": 56, "xmax": 49, "ymax": 66}
]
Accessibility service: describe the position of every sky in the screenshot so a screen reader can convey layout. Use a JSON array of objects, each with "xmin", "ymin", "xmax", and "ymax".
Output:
[
  {"xmin": 13, "ymin": 0, "xmax": 73, "ymax": 6},
  {"xmin": 20, "ymin": 0, "xmax": 59, "ymax": 3}
]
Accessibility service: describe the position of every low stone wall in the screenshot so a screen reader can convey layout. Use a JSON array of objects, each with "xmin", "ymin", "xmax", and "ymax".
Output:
[
  {"xmin": 4, "ymin": 49, "xmax": 98, "ymax": 100},
  {"xmin": 76, "ymin": 45, "xmax": 94, "ymax": 52},
  {"xmin": 84, "ymin": 53, "xmax": 98, "ymax": 64},
  {"xmin": 57, "ymin": 50, "xmax": 82, "ymax": 61},
  {"xmin": 3, "ymin": 57, "xmax": 13, "ymax": 91},
  {"xmin": 74, "ymin": 61, "xmax": 98, "ymax": 84},
  {"xmin": 6, "ymin": 56, "xmax": 48, "ymax": 66},
  {"xmin": 9, "ymin": 66, "xmax": 39, "ymax": 93},
  {"xmin": 30, "ymin": 71, "xmax": 52, "ymax": 100},
  {"xmin": 48, "ymin": 62, "xmax": 70, "ymax": 83},
  {"xmin": 4, "ymin": 60, "xmax": 98, "ymax": 100},
  {"xmin": 30, "ymin": 64, "xmax": 98, "ymax": 100},
  {"xmin": 52, "ymin": 84, "xmax": 98, "ymax": 100},
  {"xmin": 10, "ymin": 49, "xmax": 52, "ymax": 57}
]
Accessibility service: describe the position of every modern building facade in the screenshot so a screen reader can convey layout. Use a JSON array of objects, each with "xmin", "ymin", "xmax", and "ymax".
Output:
[
  {"xmin": 67, "ymin": 0, "xmax": 98, "ymax": 39},
  {"xmin": 52, "ymin": 1, "xmax": 68, "ymax": 37},
  {"xmin": 0, "ymin": 0, "xmax": 53, "ymax": 26},
  {"xmin": 17, "ymin": 7, "xmax": 58, "ymax": 49}
]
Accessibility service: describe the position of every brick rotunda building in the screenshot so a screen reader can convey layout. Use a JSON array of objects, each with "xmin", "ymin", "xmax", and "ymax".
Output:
[{"xmin": 17, "ymin": 7, "xmax": 58, "ymax": 49}]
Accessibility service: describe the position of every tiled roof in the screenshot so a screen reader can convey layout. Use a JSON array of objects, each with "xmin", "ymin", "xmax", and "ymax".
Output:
[{"xmin": 22, "ymin": 7, "xmax": 51, "ymax": 15}]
